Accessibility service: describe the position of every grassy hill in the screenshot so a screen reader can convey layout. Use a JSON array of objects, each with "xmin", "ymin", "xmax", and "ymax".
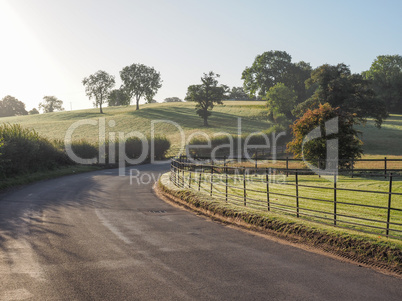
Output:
[{"xmin": 1, "ymin": 101, "xmax": 401, "ymax": 158}]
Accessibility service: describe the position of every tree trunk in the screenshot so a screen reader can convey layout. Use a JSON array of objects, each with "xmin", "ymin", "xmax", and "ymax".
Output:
[
  {"xmin": 136, "ymin": 97, "xmax": 140, "ymax": 110},
  {"xmin": 203, "ymin": 116, "xmax": 208, "ymax": 127},
  {"xmin": 100, "ymin": 103, "xmax": 103, "ymax": 114}
]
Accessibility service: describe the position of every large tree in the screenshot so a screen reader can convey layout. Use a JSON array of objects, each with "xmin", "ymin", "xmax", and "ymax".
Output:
[
  {"xmin": 264, "ymin": 83, "xmax": 297, "ymax": 120},
  {"xmin": 120, "ymin": 63, "xmax": 162, "ymax": 110},
  {"xmin": 82, "ymin": 70, "xmax": 115, "ymax": 114},
  {"xmin": 294, "ymin": 64, "xmax": 388, "ymax": 127},
  {"xmin": 287, "ymin": 103, "xmax": 363, "ymax": 169},
  {"xmin": 241, "ymin": 50, "xmax": 312, "ymax": 103},
  {"xmin": 39, "ymin": 96, "xmax": 64, "ymax": 113},
  {"xmin": 185, "ymin": 72, "xmax": 227, "ymax": 126},
  {"xmin": 108, "ymin": 88, "xmax": 130, "ymax": 106},
  {"xmin": 0, "ymin": 95, "xmax": 28, "ymax": 117},
  {"xmin": 362, "ymin": 55, "xmax": 402, "ymax": 113}
]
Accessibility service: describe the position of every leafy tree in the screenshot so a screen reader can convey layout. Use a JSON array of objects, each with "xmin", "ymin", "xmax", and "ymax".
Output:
[
  {"xmin": 295, "ymin": 63, "xmax": 388, "ymax": 127},
  {"xmin": 108, "ymin": 89, "xmax": 130, "ymax": 106},
  {"xmin": 120, "ymin": 63, "xmax": 162, "ymax": 110},
  {"xmin": 28, "ymin": 108, "xmax": 40, "ymax": 115},
  {"xmin": 362, "ymin": 55, "xmax": 402, "ymax": 113},
  {"xmin": 241, "ymin": 50, "xmax": 312, "ymax": 103},
  {"xmin": 39, "ymin": 96, "xmax": 64, "ymax": 113},
  {"xmin": 185, "ymin": 72, "xmax": 226, "ymax": 126},
  {"xmin": 0, "ymin": 95, "xmax": 28, "ymax": 117},
  {"xmin": 287, "ymin": 103, "xmax": 363, "ymax": 169},
  {"xmin": 228, "ymin": 87, "xmax": 251, "ymax": 100},
  {"xmin": 264, "ymin": 83, "xmax": 297, "ymax": 120},
  {"xmin": 82, "ymin": 70, "xmax": 115, "ymax": 114},
  {"xmin": 164, "ymin": 97, "xmax": 183, "ymax": 103}
]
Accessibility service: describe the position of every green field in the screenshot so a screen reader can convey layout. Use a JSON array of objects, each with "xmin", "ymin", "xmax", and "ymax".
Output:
[
  {"xmin": 1, "ymin": 101, "xmax": 401, "ymax": 158},
  {"xmin": 0, "ymin": 101, "xmax": 268, "ymax": 146},
  {"xmin": 176, "ymin": 169, "xmax": 402, "ymax": 238}
]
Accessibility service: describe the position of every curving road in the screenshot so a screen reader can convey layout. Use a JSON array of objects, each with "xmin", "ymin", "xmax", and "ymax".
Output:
[{"xmin": 0, "ymin": 164, "xmax": 401, "ymax": 300}]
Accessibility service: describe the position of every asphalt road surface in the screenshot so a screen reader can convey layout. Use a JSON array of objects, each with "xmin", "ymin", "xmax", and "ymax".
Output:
[{"xmin": 0, "ymin": 164, "xmax": 401, "ymax": 300}]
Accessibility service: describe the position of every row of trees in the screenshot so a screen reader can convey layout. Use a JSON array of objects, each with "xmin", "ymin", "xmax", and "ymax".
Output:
[
  {"xmin": 82, "ymin": 64, "xmax": 162, "ymax": 113},
  {"xmin": 0, "ymin": 95, "xmax": 65, "ymax": 117},
  {"xmin": 184, "ymin": 51, "xmax": 401, "ymax": 164}
]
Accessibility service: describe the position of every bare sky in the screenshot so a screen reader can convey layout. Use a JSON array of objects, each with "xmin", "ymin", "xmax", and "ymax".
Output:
[{"xmin": 1, "ymin": 0, "xmax": 401, "ymax": 111}]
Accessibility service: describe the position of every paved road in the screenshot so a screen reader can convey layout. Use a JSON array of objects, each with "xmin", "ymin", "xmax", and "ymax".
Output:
[{"xmin": 0, "ymin": 164, "xmax": 401, "ymax": 300}]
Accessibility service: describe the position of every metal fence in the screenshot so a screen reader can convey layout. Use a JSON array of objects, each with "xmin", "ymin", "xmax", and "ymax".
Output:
[{"xmin": 170, "ymin": 156, "xmax": 402, "ymax": 239}]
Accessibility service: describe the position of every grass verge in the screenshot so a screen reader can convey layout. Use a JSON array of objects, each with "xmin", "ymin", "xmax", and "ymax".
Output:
[
  {"xmin": 157, "ymin": 172, "xmax": 402, "ymax": 275},
  {"xmin": 0, "ymin": 165, "xmax": 102, "ymax": 191}
]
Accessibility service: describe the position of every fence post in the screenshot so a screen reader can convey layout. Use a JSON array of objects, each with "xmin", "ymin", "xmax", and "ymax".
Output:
[
  {"xmin": 198, "ymin": 168, "xmax": 202, "ymax": 191},
  {"xmin": 386, "ymin": 173, "xmax": 393, "ymax": 236},
  {"xmin": 182, "ymin": 160, "xmax": 185, "ymax": 187},
  {"xmin": 225, "ymin": 162, "xmax": 228, "ymax": 203},
  {"xmin": 243, "ymin": 167, "xmax": 247, "ymax": 206},
  {"xmin": 286, "ymin": 157, "xmax": 289, "ymax": 177},
  {"xmin": 384, "ymin": 157, "xmax": 387, "ymax": 179},
  {"xmin": 255, "ymin": 149, "xmax": 258, "ymax": 170},
  {"xmin": 334, "ymin": 173, "xmax": 337, "ymax": 226},
  {"xmin": 188, "ymin": 169, "xmax": 192, "ymax": 189},
  {"xmin": 210, "ymin": 160, "xmax": 214, "ymax": 197},
  {"xmin": 266, "ymin": 168, "xmax": 270, "ymax": 211},
  {"xmin": 295, "ymin": 171, "xmax": 299, "ymax": 218}
]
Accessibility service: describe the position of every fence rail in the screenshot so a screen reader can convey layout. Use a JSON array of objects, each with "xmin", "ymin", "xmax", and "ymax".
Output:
[{"xmin": 170, "ymin": 156, "xmax": 402, "ymax": 239}]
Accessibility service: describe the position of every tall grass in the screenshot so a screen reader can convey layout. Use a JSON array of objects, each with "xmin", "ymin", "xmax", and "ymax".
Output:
[
  {"xmin": 0, "ymin": 124, "xmax": 172, "ymax": 180},
  {"xmin": 0, "ymin": 124, "xmax": 70, "ymax": 178}
]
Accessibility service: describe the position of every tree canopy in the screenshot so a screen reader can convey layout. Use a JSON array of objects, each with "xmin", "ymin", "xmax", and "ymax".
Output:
[
  {"xmin": 294, "ymin": 63, "xmax": 388, "ymax": 127},
  {"xmin": 120, "ymin": 63, "xmax": 162, "ymax": 110},
  {"xmin": 108, "ymin": 89, "xmax": 130, "ymax": 106},
  {"xmin": 287, "ymin": 103, "xmax": 363, "ymax": 169},
  {"xmin": 164, "ymin": 97, "xmax": 182, "ymax": 103},
  {"xmin": 241, "ymin": 50, "xmax": 312, "ymax": 103},
  {"xmin": 228, "ymin": 87, "xmax": 252, "ymax": 100},
  {"xmin": 185, "ymin": 72, "xmax": 227, "ymax": 126},
  {"xmin": 82, "ymin": 70, "xmax": 115, "ymax": 114},
  {"xmin": 362, "ymin": 55, "xmax": 402, "ymax": 113},
  {"xmin": 28, "ymin": 108, "xmax": 40, "ymax": 115},
  {"xmin": 0, "ymin": 95, "xmax": 28, "ymax": 117},
  {"xmin": 39, "ymin": 96, "xmax": 64, "ymax": 113},
  {"xmin": 264, "ymin": 83, "xmax": 297, "ymax": 120}
]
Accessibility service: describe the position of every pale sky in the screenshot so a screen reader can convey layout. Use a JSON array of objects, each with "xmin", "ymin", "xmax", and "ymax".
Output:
[{"xmin": 0, "ymin": 0, "xmax": 401, "ymax": 111}]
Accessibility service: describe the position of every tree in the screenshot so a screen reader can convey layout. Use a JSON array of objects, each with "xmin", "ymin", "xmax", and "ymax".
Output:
[
  {"xmin": 82, "ymin": 70, "xmax": 115, "ymax": 114},
  {"xmin": 185, "ymin": 72, "xmax": 226, "ymax": 126},
  {"xmin": 108, "ymin": 89, "xmax": 130, "ymax": 106},
  {"xmin": 164, "ymin": 97, "xmax": 182, "ymax": 103},
  {"xmin": 264, "ymin": 83, "xmax": 297, "ymax": 120},
  {"xmin": 120, "ymin": 63, "xmax": 162, "ymax": 110},
  {"xmin": 287, "ymin": 103, "xmax": 363, "ymax": 169},
  {"xmin": 39, "ymin": 96, "xmax": 64, "ymax": 113},
  {"xmin": 0, "ymin": 95, "xmax": 28, "ymax": 117},
  {"xmin": 28, "ymin": 108, "xmax": 40, "ymax": 115},
  {"xmin": 362, "ymin": 55, "xmax": 402, "ymax": 113},
  {"xmin": 241, "ymin": 50, "xmax": 312, "ymax": 103},
  {"xmin": 295, "ymin": 63, "xmax": 388, "ymax": 127},
  {"xmin": 228, "ymin": 87, "xmax": 251, "ymax": 100}
]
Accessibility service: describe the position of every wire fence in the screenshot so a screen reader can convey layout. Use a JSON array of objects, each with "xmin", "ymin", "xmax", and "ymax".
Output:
[{"xmin": 170, "ymin": 156, "xmax": 402, "ymax": 239}]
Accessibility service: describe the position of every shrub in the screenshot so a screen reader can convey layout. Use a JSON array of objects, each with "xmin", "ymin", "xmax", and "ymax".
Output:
[{"xmin": 0, "ymin": 124, "xmax": 69, "ymax": 178}]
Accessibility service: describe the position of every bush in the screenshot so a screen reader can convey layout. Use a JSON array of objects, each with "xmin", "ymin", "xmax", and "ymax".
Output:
[{"xmin": 0, "ymin": 124, "xmax": 69, "ymax": 178}]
